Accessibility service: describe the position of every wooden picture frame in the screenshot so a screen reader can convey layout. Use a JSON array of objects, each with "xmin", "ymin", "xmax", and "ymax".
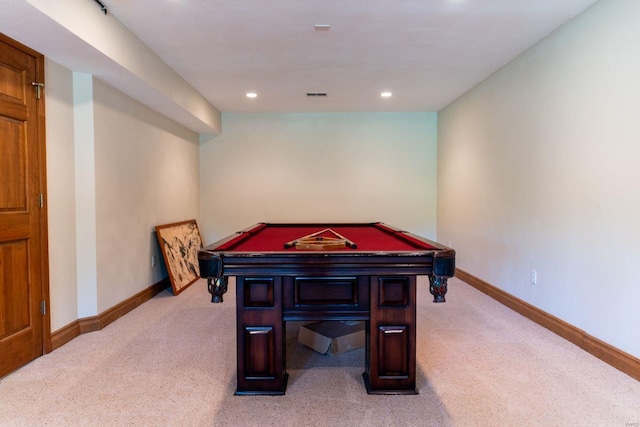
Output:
[{"xmin": 155, "ymin": 219, "xmax": 203, "ymax": 295}]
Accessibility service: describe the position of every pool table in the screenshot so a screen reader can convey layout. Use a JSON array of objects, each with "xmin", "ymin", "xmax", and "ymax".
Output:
[{"xmin": 198, "ymin": 222, "xmax": 455, "ymax": 395}]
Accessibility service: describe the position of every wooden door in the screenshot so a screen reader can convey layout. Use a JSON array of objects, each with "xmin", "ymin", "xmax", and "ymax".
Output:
[{"xmin": 0, "ymin": 34, "xmax": 49, "ymax": 378}]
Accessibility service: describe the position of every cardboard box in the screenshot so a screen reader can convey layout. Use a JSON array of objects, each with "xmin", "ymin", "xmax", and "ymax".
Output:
[{"xmin": 298, "ymin": 320, "xmax": 365, "ymax": 356}]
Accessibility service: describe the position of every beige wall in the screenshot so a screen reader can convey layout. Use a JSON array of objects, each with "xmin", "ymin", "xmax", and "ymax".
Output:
[
  {"xmin": 437, "ymin": 0, "xmax": 640, "ymax": 358},
  {"xmin": 45, "ymin": 59, "xmax": 78, "ymax": 329},
  {"xmin": 93, "ymin": 79, "xmax": 200, "ymax": 313},
  {"xmin": 45, "ymin": 60, "xmax": 200, "ymax": 329},
  {"xmin": 199, "ymin": 112, "xmax": 438, "ymax": 244}
]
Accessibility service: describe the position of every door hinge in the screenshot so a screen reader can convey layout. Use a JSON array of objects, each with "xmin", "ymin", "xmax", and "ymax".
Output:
[
  {"xmin": 38, "ymin": 193, "xmax": 44, "ymax": 208},
  {"xmin": 32, "ymin": 82, "xmax": 45, "ymax": 99},
  {"xmin": 40, "ymin": 301, "xmax": 46, "ymax": 316}
]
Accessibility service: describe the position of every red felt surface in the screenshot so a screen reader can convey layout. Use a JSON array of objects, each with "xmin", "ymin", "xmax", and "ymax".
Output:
[{"xmin": 217, "ymin": 224, "xmax": 436, "ymax": 252}]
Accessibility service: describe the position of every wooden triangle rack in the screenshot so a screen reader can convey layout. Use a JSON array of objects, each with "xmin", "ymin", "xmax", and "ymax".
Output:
[{"xmin": 284, "ymin": 228, "xmax": 357, "ymax": 250}]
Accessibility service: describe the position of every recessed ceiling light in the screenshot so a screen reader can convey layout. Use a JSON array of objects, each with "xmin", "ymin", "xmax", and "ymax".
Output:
[
  {"xmin": 381, "ymin": 92, "xmax": 392, "ymax": 98},
  {"xmin": 246, "ymin": 92, "xmax": 257, "ymax": 98},
  {"xmin": 314, "ymin": 24, "xmax": 330, "ymax": 31}
]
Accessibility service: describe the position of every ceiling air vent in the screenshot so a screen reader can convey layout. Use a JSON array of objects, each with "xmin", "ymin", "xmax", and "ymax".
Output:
[{"xmin": 306, "ymin": 92, "xmax": 327, "ymax": 97}]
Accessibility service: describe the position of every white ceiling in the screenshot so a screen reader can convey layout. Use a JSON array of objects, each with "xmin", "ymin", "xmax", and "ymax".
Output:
[
  {"xmin": 3, "ymin": 0, "xmax": 598, "ymax": 115},
  {"xmin": 102, "ymin": 0, "xmax": 597, "ymax": 113}
]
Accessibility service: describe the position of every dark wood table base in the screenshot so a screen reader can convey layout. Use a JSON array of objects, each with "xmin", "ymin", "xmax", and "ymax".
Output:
[{"xmin": 234, "ymin": 274, "xmax": 422, "ymax": 395}]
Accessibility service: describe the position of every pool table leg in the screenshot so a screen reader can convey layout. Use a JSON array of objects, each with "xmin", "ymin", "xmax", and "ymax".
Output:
[
  {"xmin": 364, "ymin": 275, "xmax": 418, "ymax": 394},
  {"xmin": 234, "ymin": 276, "xmax": 287, "ymax": 395},
  {"xmin": 429, "ymin": 276, "xmax": 448, "ymax": 303},
  {"xmin": 207, "ymin": 277, "xmax": 228, "ymax": 303}
]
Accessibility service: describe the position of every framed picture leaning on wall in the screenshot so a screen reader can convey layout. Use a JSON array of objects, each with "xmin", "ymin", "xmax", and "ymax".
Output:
[{"xmin": 155, "ymin": 219, "xmax": 203, "ymax": 295}]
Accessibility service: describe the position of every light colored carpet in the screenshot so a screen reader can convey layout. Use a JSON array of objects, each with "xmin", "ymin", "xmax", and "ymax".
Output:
[{"xmin": 0, "ymin": 277, "xmax": 638, "ymax": 426}]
